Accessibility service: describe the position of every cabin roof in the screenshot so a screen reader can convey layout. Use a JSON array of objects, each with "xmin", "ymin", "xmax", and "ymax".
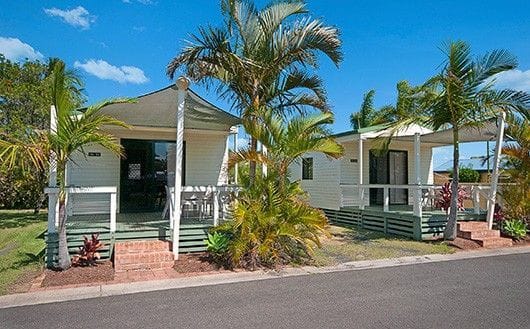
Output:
[{"xmin": 98, "ymin": 85, "xmax": 240, "ymax": 131}]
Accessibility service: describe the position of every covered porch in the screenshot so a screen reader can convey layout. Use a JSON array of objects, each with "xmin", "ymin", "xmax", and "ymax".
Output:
[
  {"xmin": 334, "ymin": 114, "xmax": 507, "ymax": 239},
  {"xmin": 45, "ymin": 77, "xmax": 241, "ymax": 264}
]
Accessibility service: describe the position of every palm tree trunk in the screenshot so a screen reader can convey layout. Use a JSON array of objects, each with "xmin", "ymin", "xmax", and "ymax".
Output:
[
  {"xmin": 57, "ymin": 198, "xmax": 71, "ymax": 270},
  {"xmin": 444, "ymin": 127, "xmax": 460, "ymax": 240},
  {"xmin": 249, "ymin": 137, "xmax": 258, "ymax": 184}
]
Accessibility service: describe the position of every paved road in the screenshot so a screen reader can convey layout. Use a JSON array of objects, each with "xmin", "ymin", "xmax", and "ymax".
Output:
[{"xmin": 2, "ymin": 253, "xmax": 529, "ymax": 329}]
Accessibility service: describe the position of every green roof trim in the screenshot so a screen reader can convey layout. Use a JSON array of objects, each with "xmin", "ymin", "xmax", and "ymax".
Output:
[{"xmin": 332, "ymin": 123, "xmax": 391, "ymax": 138}]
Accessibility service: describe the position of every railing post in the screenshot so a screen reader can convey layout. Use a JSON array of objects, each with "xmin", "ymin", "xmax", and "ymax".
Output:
[
  {"xmin": 359, "ymin": 186, "xmax": 365, "ymax": 210},
  {"xmin": 110, "ymin": 192, "xmax": 117, "ymax": 233},
  {"xmin": 383, "ymin": 187, "xmax": 389, "ymax": 212},
  {"xmin": 472, "ymin": 186, "xmax": 480, "ymax": 214},
  {"xmin": 213, "ymin": 190, "xmax": 219, "ymax": 226}
]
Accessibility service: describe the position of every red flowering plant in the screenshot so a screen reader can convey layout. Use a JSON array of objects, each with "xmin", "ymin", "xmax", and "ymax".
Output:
[
  {"xmin": 71, "ymin": 233, "xmax": 104, "ymax": 266},
  {"xmin": 435, "ymin": 182, "xmax": 469, "ymax": 214}
]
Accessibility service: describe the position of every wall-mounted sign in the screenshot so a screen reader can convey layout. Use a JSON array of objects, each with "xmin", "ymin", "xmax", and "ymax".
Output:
[
  {"xmin": 350, "ymin": 159, "xmax": 358, "ymax": 163},
  {"xmin": 88, "ymin": 152, "xmax": 101, "ymax": 157}
]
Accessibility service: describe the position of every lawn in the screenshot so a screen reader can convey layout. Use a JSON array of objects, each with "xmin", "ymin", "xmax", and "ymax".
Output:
[
  {"xmin": 0, "ymin": 210, "xmax": 47, "ymax": 295},
  {"xmin": 313, "ymin": 225, "xmax": 455, "ymax": 267}
]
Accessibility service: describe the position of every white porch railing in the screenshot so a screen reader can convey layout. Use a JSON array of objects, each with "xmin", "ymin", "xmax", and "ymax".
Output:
[
  {"xmin": 340, "ymin": 183, "xmax": 499, "ymax": 218},
  {"xmin": 45, "ymin": 186, "xmax": 118, "ymax": 234},
  {"xmin": 165, "ymin": 185, "xmax": 240, "ymax": 227}
]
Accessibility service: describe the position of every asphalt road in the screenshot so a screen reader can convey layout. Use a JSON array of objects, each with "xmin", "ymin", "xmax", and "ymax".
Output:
[{"xmin": 2, "ymin": 253, "xmax": 529, "ymax": 329}]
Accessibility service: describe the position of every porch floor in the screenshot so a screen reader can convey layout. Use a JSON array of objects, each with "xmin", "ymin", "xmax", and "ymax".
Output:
[{"xmin": 66, "ymin": 211, "xmax": 225, "ymax": 231}]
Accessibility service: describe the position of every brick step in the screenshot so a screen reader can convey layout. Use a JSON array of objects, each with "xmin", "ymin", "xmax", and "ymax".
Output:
[
  {"xmin": 457, "ymin": 229, "xmax": 500, "ymax": 240},
  {"xmin": 114, "ymin": 251, "xmax": 174, "ymax": 265},
  {"xmin": 476, "ymin": 237, "xmax": 513, "ymax": 248},
  {"xmin": 114, "ymin": 240, "xmax": 172, "ymax": 253},
  {"xmin": 457, "ymin": 221, "xmax": 489, "ymax": 231},
  {"xmin": 116, "ymin": 261, "xmax": 175, "ymax": 272}
]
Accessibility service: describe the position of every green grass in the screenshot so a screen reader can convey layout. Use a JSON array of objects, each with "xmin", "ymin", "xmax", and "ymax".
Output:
[
  {"xmin": 312, "ymin": 225, "xmax": 455, "ymax": 267},
  {"xmin": 0, "ymin": 210, "xmax": 47, "ymax": 295}
]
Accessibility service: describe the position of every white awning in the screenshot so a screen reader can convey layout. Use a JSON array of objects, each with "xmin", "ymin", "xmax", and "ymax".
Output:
[{"xmin": 392, "ymin": 120, "xmax": 500, "ymax": 146}]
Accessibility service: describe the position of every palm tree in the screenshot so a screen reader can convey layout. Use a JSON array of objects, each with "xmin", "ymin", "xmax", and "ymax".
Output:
[
  {"xmin": 219, "ymin": 111, "xmax": 342, "ymax": 268},
  {"xmin": 501, "ymin": 114, "xmax": 530, "ymax": 221},
  {"xmin": 166, "ymin": 0, "xmax": 342, "ymax": 181},
  {"xmin": 0, "ymin": 61, "xmax": 130, "ymax": 269},
  {"xmin": 350, "ymin": 90, "xmax": 377, "ymax": 130},
  {"xmin": 230, "ymin": 111, "xmax": 344, "ymax": 188},
  {"xmin": 386, "ymin": 41, "xmax": 530, "ymax": 240}
]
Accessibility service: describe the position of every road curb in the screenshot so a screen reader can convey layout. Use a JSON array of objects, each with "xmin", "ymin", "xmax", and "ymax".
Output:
[{"xmin": 1, "ymin": 245, "xmax": 529, "ymax": 309}]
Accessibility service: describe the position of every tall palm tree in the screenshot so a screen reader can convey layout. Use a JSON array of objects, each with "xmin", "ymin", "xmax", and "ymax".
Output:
[
  {"xmin": 501, "ymin": 114, "xmax": 530, "ymax": 221},
  {"xmin": 0, "ymin": 61, "xmax": 130, "ymax": 269},
  {"xmin": 230, "ymin": 111, "xmax": 343, "ymax": 188},
  {"xmin": 167, "ymin": 0, "xmax": 342, "ymax": 181},
  {"xmin": 386, "ymin": 41, "xmax": 530, "ymax": 240},
  {"xmin": 350, "ymin": 90, "xmax": 377, "ymax": 130}
]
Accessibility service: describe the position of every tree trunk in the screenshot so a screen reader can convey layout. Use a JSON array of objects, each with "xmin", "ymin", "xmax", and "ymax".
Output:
[
  {"xmin": 249, "ymin": 136, "xmax": 258, "ymax": 185},
  {"xmin": 444, "ymin": 127, "xmax": 460, "ymax": 240},
  {"xmin": 57, "ymin": 198, "xmax": 71, "ymax": 270}
]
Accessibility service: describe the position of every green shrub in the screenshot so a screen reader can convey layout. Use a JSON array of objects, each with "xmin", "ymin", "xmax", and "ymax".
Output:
[
  {"xmin": 458, "ymin": 167, "xmax": 480, "ymax": 183},
  {"xmin": 205, "ymin": 231, "xmax": 230, "ymax": 263},
  {"xmin": 215, "ymin": 172, "xmax": 328, "ymax": 269},
  {"xmin": 501, "ymin": 219, "xmax": 528, "ymax": 240}
]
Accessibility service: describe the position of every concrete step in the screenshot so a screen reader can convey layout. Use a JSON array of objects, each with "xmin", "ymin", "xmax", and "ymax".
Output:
[
  {"xmin": 457, "ymin": 221, "xmax": 489, "ymax": 231},
  {"xmin": 476, "ymin": 237, "xmax": 513, "ymax": 248},
  {"xmin": 457, "ymin": 229, "xmax": 500, "ymax": 240}
]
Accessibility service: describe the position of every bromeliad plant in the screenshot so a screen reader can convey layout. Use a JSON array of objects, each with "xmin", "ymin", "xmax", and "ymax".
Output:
[
  {"xmin": 72, "ymin": 233, "xmax": 104, "ymax": 266},
  {"xmin": 435, "ymin": 182, "xmax": 469, "ymax": 214},
  {"xmin": 205, "ymin": 231, "xmax": 231, "ymax": 264},
  {"xmin": 501, "ymin": 219, "xmax": 528, "ymax": 240}
]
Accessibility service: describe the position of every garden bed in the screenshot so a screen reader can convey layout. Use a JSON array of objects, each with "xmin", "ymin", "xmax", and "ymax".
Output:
[
  {"xmin": 41, "ymin": 261, "xmax": 114, "ymax": 288},
  {"xmin": 174, "ymin": 253, "xmax": 225, "ymax": 274}
]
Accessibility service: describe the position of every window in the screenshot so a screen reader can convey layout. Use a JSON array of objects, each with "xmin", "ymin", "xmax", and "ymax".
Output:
[{"xmin": 302, "ymin": 157, "xmax": 313, "ymax": 180}]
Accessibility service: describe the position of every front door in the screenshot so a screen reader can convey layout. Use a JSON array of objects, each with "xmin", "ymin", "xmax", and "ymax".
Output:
[
  {"xmin": 369, "ymin": 150, "xmax": 408, "ymax": 205},
  {"xmin": 120, "ymin": 139, "xmax": 184, "ymax": 213}
]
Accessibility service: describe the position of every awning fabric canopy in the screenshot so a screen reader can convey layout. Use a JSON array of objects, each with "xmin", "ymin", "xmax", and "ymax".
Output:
[
  {"xmin": 391, "ymin": 120, "xmax": 500, "ymax": 146},
  {"xmin": 100, "ymin": 85, "xmax": 240, "ymax": 131}
]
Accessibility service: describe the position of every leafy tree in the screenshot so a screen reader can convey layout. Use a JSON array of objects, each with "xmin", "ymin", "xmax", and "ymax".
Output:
[
  {"xmin": 385, "ymin": 41, "xmax": 530, "ymax": 240},
  {"xmin": 0, "ymin": 60, "xmax": 130, "ymax": 270},
  {"xmin": 166, "ymin": 0, "xmax": 342, "ymax": 182}
]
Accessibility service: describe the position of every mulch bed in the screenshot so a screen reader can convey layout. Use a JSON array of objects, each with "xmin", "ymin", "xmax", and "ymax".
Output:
[
  {"xmin": 173, "ymin": 253, "xmax": 224, "ymax": 273},
  {"xmin": 447, "ymin": 238, "xmax": 482, "ymax": 250},
  {"xmin": 41, "ymin": 261, "xmax": 114, "ymax": 288}
]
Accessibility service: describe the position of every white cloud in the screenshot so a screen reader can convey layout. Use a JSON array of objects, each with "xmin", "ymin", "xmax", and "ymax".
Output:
[
  {"xmin": 0, "ymin": 37, "xmax": 44, "ymax": 61},
  {"xmin": 44, "ymin": 6, "xmax": 95, "ymax": 29},
  {"xmin": 74, "ymin": 59, "xmax": 149, "ymax": 84},
  {"xmin": 122, "ymin": 0, "xmax": 154, "ymax": 4},
  {"xmin": 490, "ymin": 69, "xmax": 530, "ymax": 92}
]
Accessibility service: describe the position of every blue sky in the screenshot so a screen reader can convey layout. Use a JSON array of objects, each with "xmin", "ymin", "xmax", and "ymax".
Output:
[{"xmin": 1, "ymin": 0, "xmax": 529, "ymax": 167}]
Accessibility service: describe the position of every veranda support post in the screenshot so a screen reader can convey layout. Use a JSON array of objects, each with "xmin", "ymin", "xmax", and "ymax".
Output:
[
  {"xmin": 172, "ymin": 76, "xmax": 189, "ymax": 259},
  {"xmin": 358, "ymin": 135, "xmax": 365, "ymax": 210},
  {"xmin": 413, "ymin": 133, "xmax": 422, "ymax": 218},
  {"xmin": 486, "ymin": 111, "xmax": 506, "ymax": 229}
]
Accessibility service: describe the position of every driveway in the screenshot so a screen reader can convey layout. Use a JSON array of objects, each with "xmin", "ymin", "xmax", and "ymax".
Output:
[{"xmin": 2, "ymin": 253, "xmax": 529, "ymax": 329}]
